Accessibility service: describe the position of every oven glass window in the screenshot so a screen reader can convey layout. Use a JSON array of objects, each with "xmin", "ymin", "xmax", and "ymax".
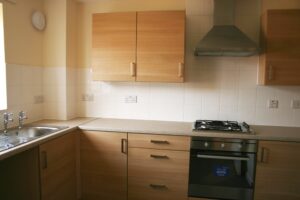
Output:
[{"xmin": 189, "ymin": 150, "xmax": 255, "ymax": 188}]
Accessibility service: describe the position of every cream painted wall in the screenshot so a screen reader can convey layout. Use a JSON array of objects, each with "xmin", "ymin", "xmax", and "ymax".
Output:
[
  {"xmin": 2, "ymin": 0, "xmax": 44, "ymax": 66},
  {"xmin": 43, "ymin": 0, "xmax": 67, "ymax": 68},
  {"xmin": 76, "ymin": 0, "xmax": 185, "ymax": 68},
  {"xmin": 67, "ymin": 0, "xmax": 77, "ymax": 69}
]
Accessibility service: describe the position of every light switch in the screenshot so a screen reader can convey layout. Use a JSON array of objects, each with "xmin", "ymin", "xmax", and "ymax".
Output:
[
  {"xmin": 34, "ymin": 95, "xmax": 44, "ymax": 104},
  {"xmin": 291, "ymin": 100, "xmax": 300, "ymax": 109}
]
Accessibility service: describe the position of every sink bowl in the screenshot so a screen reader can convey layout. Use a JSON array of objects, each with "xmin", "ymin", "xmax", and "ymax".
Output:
[
  {"xmin": 12, "ymin": 126, "xmax": 66, "ymax": 138},
  {"xmin": 0, "ymin": 125, "xmax": 68, "ymax": 152}
]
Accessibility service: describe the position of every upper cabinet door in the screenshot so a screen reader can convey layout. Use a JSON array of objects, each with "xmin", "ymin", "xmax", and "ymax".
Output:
[
  {"xmin": 259, "ymin": 10, "xmax": 300, "ymax": 85},
  {"xmin": 92, "ymin": 12, "xmax": 137, "ymax": 81},
  {"xmin": 136, "ymin": 11, "xmax": 185, "ymax": 83}
]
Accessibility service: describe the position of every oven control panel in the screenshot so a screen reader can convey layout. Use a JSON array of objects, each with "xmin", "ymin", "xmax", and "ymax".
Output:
[{"xmin": 191, "ymin": 137, "xmax": 257, "ymax": 153}]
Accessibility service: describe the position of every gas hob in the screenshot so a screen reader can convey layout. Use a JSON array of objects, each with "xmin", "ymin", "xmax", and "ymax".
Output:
[{"xmin": 193, "ymin": 120, "xmax": 252, "ymax": 133}]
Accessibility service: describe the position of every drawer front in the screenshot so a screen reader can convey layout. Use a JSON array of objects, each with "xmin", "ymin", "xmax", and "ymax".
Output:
[
  {"xmin": 128, "ymin": 133, "xmax": 190, "ymax": 150},
  {"xmin": 128, "ymin": 148, "xmax": 189, "ymax": 200},
  {"xmin": 128, "ymin": 177, "xmax": 188, "ymax": 200}
]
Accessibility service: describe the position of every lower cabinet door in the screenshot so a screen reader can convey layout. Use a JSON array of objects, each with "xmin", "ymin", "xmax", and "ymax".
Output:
[
  {"xmin": 128, "ymin": 148, "xmax": 189, "ymax": 200},
  {"xmin": 80, "ymin": 131, "xmax": 127, "ymax": 200},
  {"xmin": 39, "ymin": 131, "xmax": 78, "ymax": 200},
  {"xmin": 255, "ymin": 141, "xmax": 300, "ymax": 200}
]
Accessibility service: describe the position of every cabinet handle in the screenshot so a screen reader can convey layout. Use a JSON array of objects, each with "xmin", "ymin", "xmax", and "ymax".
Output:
[
  {"xmin": 268, "ymin": 65, "xmax": 274, "ymax": 81},
  {"xmin": 178, "ymin": 62, "xmax": 184, "ymax": 78},
  {"xmin": 121, "ymin": 138, "xmax": 127, "ymax": 154},
  {"xmin": 150, "ymin": 140, "xmax": 169, "ymax": 144},
  {"xmin": 41, "ymin": 151, "xmax": 48, "ymax": 170},
  {"xmin": 150, "ymin": 154, "xmax": 169, "ymax": 159},
  {"xmin": 130, "ymin": 62, "xmax": 136, "ymax": 77},
  {"xmin": 259, "ymin": 147, "xmax": 268, "ymax": 163},
  {"xmin": 149, "ymin": 184, "xmax": 168, "ymax": 189}
]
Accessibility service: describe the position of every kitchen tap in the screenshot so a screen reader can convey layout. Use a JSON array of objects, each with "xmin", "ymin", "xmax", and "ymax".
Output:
[
  {"xmin": 18, "ymin": 111, "xmax": 27, "ymax": 129},
  {"xmin": 3, "ymin": 112, "xmax": 14, "ymax": 133}
]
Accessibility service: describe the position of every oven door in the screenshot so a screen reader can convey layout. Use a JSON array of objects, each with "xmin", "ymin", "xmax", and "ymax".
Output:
[{"xmin": 188, "ymin": 150, "xmax": 256, "ymax": 200}]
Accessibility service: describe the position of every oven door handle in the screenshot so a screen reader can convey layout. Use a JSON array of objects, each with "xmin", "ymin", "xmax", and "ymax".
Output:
[{"xmin": 196, "ymin": 154, "xmax": 250, "ymax": 161}]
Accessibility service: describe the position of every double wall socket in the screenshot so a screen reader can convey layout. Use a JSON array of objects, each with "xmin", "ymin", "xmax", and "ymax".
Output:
[
  {"xmin": 268, "ymin": 100, "xmax": 279, "ymax": 109},
  {"xmin": 82, "ymin": 94, "xmax": 94, "ymax": 102},
  {"xmin": 125, "ymin": 96, "xmax": 137, "ymax": 103}
]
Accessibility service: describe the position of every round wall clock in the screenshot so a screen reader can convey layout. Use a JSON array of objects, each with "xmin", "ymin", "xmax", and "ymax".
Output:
[{"xmin": 32, "ymin": 11, "xmax": 46, "ymax": 31}]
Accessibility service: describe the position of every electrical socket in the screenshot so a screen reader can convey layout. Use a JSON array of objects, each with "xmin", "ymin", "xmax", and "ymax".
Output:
[
  {"xmin": 268, "ymin": 99, "xmax": 279, "ymax": 109},
  {"xmin": 125, "ymin": 96, "xmax": 137, "ymax": 103},
  {"xmin": 34, "ymin": 95, "xmax": 44, "ymax": 104},
  {"xmin": 82, "ymin": 94, "xmax": 94, "ymax": 102},
  {"xmin": 291, "ymin": 100, "xmax": 300, "ymax": 109}
]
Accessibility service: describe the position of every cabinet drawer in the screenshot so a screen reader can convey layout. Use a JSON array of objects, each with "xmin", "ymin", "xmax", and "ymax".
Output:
[
  {"xmin": 128, "ymin": 177, "xmax": 188, "ymax": 200},
  {"xmin": 128, "ymin": 148, "xmax": 189, "ymax": 200},
  {"xmin": 128, "ymin": 133, "xmax": 190, "ymax": 150}
]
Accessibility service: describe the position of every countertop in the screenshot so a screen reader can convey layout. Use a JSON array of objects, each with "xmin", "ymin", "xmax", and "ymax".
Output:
[
  {"xmin": 1, "ymin": 117, "xmax": 300, "ymax": 161},
  {"xmin": 0, "ymin": 118, "xmax": 95, "ymax": 161},
  {"xmin": 79, "ymin": 118, "xmax": 300, "ymax": 142}
]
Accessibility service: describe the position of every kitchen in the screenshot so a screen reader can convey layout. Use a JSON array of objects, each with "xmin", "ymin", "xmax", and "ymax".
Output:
[{"xmin": 0, "ymin": 0, "xmax": 299, "ymax": 199}]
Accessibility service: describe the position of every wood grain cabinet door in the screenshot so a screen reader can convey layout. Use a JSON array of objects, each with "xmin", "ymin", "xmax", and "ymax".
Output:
[
  {"xmin": 260, "ymin": 10, "xmax": 300, "ymax": 85},
  {"xmin": 254, "ymin": 141, "xmax": 300, "ymax": 200},
  {"xmin": 80, "ymin": 131, "xmax": 127, "ymax": 200},
  {"xmin": 92, "ymin": 12, "xmax": 137, "ymax": 81},
  {"xmin": 128, "ymin": 148, "xmax": 189, "ymax": 200},
  {"xmin": 136, "ymin": 11, "xmax": 185, "ymax": 83},
  {"xmin": 39, "ymin": 132, "xmax": 77, "ymax": 200}
]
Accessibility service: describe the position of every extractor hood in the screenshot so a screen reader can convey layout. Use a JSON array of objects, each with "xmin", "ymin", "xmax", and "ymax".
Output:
[{"xmin": 194, "ymin": 0, "xmax": 260, "ymax": 57}]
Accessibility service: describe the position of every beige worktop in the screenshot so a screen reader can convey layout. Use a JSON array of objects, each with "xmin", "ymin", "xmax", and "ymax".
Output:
[
  {"xmin": 1, "ymin": 117, "xmax": 300, "ymax": 161},
  {"xmin": 79, "ymin": 118, "xmax": 300, "ymax": 142}
]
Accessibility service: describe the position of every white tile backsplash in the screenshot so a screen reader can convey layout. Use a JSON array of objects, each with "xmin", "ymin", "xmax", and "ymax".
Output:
[
  {"xmin": 75, "ymin": 63, "xmax": 300, "ymax": 126},
  {"xmin": 0, "ymin": 64, "xmax": 44, "ymax": 130}
]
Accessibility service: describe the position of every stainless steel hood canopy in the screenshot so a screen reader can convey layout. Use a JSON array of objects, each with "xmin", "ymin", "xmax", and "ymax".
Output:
[{"xmin": 194, "ymin": 0, "xmax": 260, "ymax": 57}]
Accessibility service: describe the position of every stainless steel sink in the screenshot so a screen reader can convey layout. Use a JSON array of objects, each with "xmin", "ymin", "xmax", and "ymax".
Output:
[
  {"xmin": 10, "ymin": 126, "xmax": 65, "ymax": 138},
  {"xmin": 0, "ymin": 126, "xmax": 68, "ymax": 152}
]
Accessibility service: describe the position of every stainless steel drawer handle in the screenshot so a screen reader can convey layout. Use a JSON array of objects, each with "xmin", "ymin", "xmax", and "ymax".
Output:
[
  {"xmin": 197, "ymin": 154, "xmax": 250, "ymax": 161},
  {"xmin": 149, "ymin": 184, "xmax": 168, "ymax": 189},
  {"xmin": 150, "ymin": 154, "xmax": 169, "ymax": 159},
  {"xmin": 150, "ymin": 140, "xmax": 169, "ymax": 144},
  {"xmin": 121, "ymin": 139, "xmax": 128, "ymax": 154}
]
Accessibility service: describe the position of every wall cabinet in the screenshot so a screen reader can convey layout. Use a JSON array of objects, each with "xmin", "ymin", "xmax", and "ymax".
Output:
[
  {"xmin": 92, "ymin": 12, "xmax": 137, "ymax": 82},
  {"xmin": 80, "ymin": 131, "xmax": 127, "ymax": 200},
  {"xmin": 259, "ymin": 9, "xmax": 300, "ymax": 85},
  {"xmin": 128, "ymin": 133, "xmax": 190, "ymax": 200},
  {"xmin": 92, "ymin": 11, "xmax": 185, "ymax": 83},
  {"xmin": 39, "ymin": 131, "xmax": 78, "ymax": 200},
  {"xmin": 255, "ymin": 141, "xmax": 300, "ymax": 200}
]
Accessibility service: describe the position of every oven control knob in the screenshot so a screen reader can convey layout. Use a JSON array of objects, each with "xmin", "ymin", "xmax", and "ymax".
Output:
[
  {"xmin": 221, "ymin": 143, "xmax": 225, "ymax": 148},
  {"xmin": 204, "ymin": 142, "xmax": 209, "ymax": 147}
]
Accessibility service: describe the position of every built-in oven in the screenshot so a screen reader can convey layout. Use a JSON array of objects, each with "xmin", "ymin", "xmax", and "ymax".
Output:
[{"xmin": 188, "ymin": 137, "xmax": 258, "ymax": 200}]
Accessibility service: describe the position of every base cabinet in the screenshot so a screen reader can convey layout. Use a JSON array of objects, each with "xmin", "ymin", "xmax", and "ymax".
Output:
[
  {"xmin": 80, "ymin": 131, "xmax": 127, "ymax": 200},
  {"xmin": 128, "ymin": 133, "xmax": 190, "ymax": 200},
  {"xmin": 0, "ymin": 148, "xmax": 40, "ymax": 200},
  {"xmin": 254, "ymin": 141, "xmax": 300, "ymax": 200},
  {"xmin": 39, "ymin": 131, "xmax": 78, "ymax": 200}
]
